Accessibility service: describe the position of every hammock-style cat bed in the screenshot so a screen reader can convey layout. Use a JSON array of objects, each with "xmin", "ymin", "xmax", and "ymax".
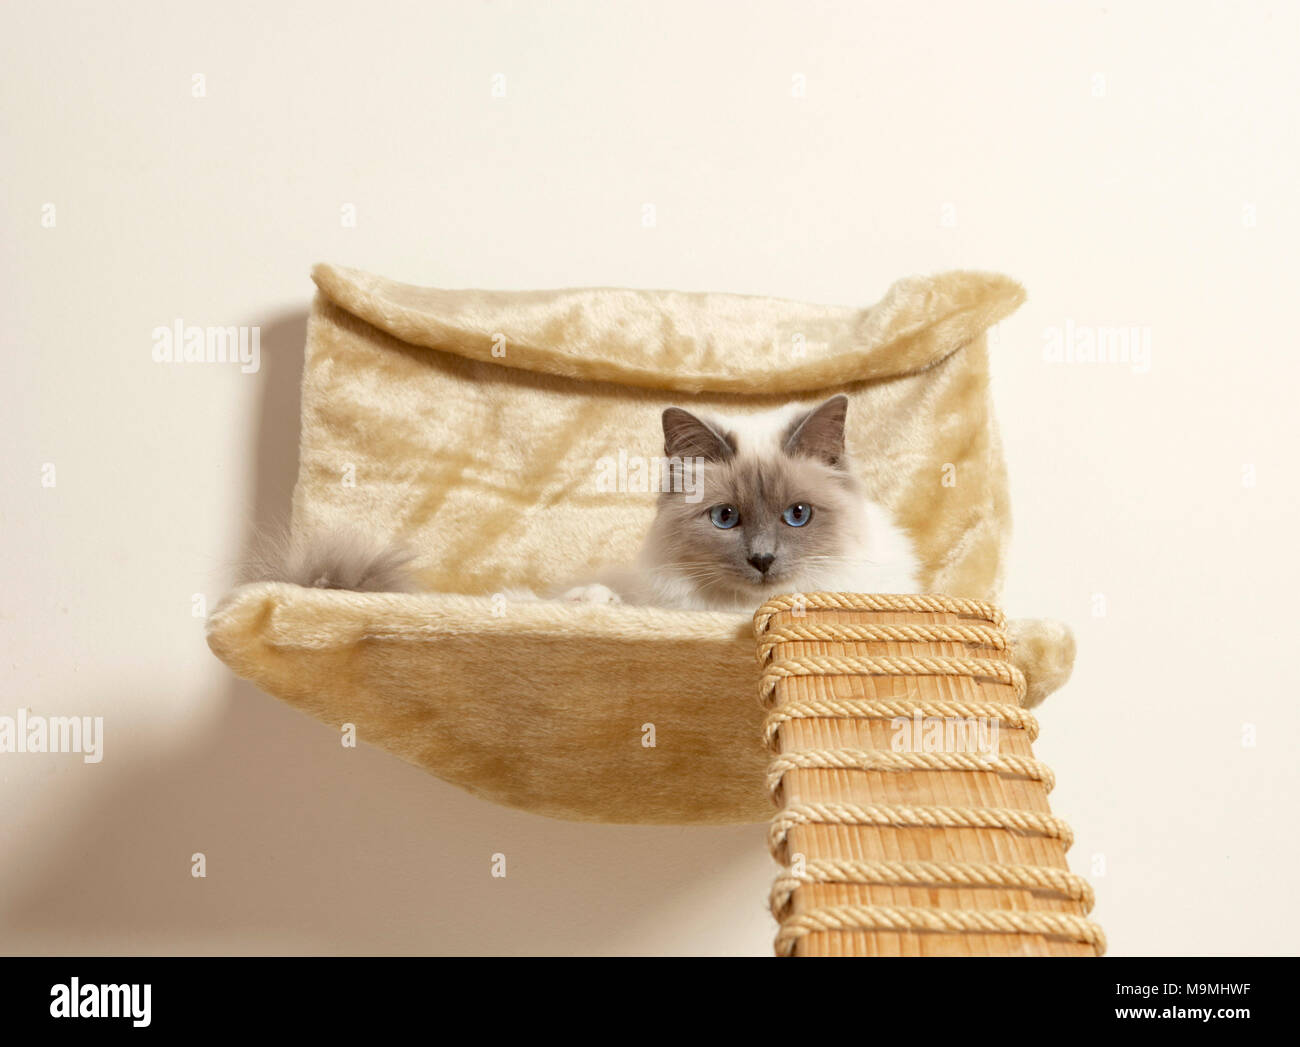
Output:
[{"xmin": 207, "ymin": 264, "xmax": 1077, "ymax": 829}]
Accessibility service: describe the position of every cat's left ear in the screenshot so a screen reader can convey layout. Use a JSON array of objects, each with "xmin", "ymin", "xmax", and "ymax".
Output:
[{"xmin": 783, "ymin": 394, "xmax": 849, "ymax": 467}]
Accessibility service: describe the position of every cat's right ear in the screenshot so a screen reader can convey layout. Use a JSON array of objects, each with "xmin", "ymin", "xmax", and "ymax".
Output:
[
  {"xmin": 662, "ymin": 407, "xmax": 736, "ymax": 461},
  {"xmin": 783, "ymin": 394, "xmax": 849, "ymax": 467}
]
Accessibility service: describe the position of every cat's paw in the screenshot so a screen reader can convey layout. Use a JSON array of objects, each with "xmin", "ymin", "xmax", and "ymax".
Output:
[{"xmin": 562, "ymin": 583, "xmax": 623, "ymax": 605}]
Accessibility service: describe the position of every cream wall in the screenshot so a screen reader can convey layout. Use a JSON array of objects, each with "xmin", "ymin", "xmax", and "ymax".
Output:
[{"xmin": 2, "ymin": 0, "xmax": 1296, "ymax": 955}]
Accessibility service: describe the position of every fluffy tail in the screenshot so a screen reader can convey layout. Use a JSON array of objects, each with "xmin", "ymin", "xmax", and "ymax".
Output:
[{"xmin": 243, "ymin": 525, "xmax": 421, "ymax": 593}]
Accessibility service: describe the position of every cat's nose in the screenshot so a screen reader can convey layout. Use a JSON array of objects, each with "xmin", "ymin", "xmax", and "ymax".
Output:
[{"xmin": 748, "ymin": 553, "xmax": 775, "ymax": 575}]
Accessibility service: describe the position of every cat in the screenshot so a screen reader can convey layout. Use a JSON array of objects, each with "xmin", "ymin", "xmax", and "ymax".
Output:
[
  {"xmin": 564, "ymin": 394, "xmax": 920, "ymax": 609},
  {"xmin": 256, "ymin": 395, "xmax": 921, "ymax": 608}
]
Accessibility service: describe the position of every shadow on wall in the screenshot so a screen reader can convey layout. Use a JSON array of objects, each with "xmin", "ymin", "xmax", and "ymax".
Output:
[{"xmin": 5, "ymin": 310, "xmax": 767, "ymax": 955}]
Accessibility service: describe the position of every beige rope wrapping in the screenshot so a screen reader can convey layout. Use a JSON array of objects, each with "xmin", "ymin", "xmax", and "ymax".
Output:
[
  {"xmin": 774, "ymin": 904, "xmax": 1107, "ymax": 958},
  {"xmin": 762, "ymin": 697, "xmax": 1039, "ymax": 749},
  {"xmin": 768, "ymin": 801, "xmax": 1075, "ymax": 862},
  {"xmin": 761, "ymin": 653, "xmax": 1027, "ymax": 707},
  {"xmin": 766, "ymin": 748, "xmax": 1056, "ymax": 804},
  {"xmin": 770, "ymin": 857, "xmax": 1096, "ymax": 916},
  {"xmin": 753, "ymin": 592, "xmax": 1007, "ymax": 634},
  {"xmin": 756, "ymin": 620, "xmax": 1006, "ymax": 665},
  {"xmin": 754, "ymin": 592, "xmax": 1102, "ymax": 957}
]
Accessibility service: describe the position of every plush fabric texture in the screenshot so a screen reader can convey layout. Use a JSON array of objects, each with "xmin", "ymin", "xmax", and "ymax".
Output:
[{"xmin": 207, "ymin": 263, "xmax": 1075, "ymax": 825}]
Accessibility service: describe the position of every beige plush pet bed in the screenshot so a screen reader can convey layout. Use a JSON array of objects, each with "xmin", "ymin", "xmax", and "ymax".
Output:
[{"xmin": 207, "ymin": 264, "xmax": 1074, "ymax": 825}]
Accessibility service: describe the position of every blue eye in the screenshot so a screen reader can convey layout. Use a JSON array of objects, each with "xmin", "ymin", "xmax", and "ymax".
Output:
[
  {"xmin": 709, "ymin": 504, "xmax": 740, "ymax": 529},
  {"xmin": 782, "ymin": 503, "xmax": 813, "ymax": 527}
]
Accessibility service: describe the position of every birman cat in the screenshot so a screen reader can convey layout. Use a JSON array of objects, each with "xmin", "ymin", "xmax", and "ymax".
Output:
[{"xmin": 563, "ymin": 394, "xmax": 918, "ymax": 609}]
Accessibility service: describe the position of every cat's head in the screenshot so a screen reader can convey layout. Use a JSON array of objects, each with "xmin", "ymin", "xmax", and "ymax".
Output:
[{"xmin": 646, "ymin": 394, "xmax": 869, "ymax": 602}]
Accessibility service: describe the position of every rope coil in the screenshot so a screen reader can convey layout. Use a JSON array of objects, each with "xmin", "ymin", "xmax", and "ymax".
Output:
[
  {"xmin": 770, "ymin": 857, "xmax": 1096, "ymax": 916},
  {"xmin": 760, "ymin": 653, "xmax": 1027, "ymax": 707},
  {"xmin": 753, "ymin": 592, "xmax": 1007, "ymax": 635},
  {"xmin": 762, "ymin": 697, "xmax": 1039, "ymax": 749},
  {"xmin": 766, "ymin": 747, "xmax": 1056, "ymax": 804},
  {"xmin": 769, "ymin": 801, "xmax": 1075, "ymax": 862},
  {"xmin": 756, "ymin": 620, "xmax": 1006, "ymax": 665},
  {"xmin": 774, "ymin": 903, "xmax": 1106, "ymax": 957}
]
